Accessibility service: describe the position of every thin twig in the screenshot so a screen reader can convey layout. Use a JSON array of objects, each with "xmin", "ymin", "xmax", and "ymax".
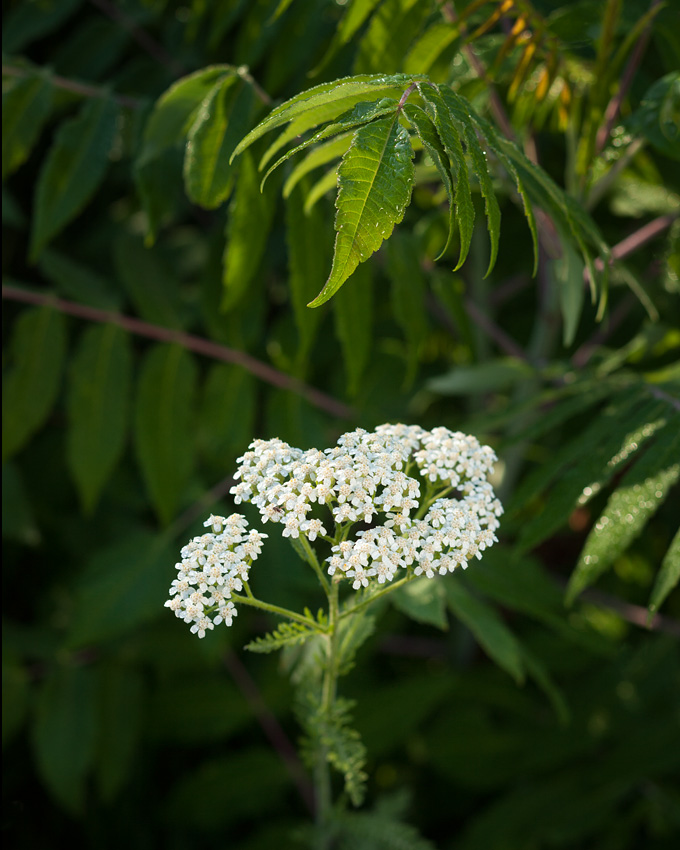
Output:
[
  {"xmin": 561, "ymin": 583, "xmax": 680, "ymax": 638},
  {"xmin": 595, "ymin": 0, "xmax": 662, "ymax": 154},
  {"xmin": 464, "ymin": 297, "xmax": 534, "ymax": 363},
  {"xmin": 2, "ymin": 63, "xmax": 144, "ymax": 110},
  {"xmin": 88, "ymin": 0, "xmax": 185, "ymax": 75},
  {"xmin": 2, "ymin": 285, "xmax": 356, "ymax": 421},
  {"xmin": 222, "ymin": 650, "xmax": 316, "ymax": 814}
]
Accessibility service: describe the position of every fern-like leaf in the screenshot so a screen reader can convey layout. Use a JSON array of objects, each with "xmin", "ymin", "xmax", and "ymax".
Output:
[{"xmin": 245, "ymin": 620, "xmax": 321, "ymax": 654}]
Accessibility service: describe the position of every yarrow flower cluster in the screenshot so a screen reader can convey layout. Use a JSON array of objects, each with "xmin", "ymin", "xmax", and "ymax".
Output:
[
  {"xmin": 165, "ymin": 513, "xmax": 267, "ymax": 638},
  {"xmin": 166, "ymin": 425, "xmax": 502, "ymax": 636}
]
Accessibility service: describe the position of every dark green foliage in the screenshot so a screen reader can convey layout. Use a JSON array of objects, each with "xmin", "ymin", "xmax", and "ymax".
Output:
[{"xmin": 3, "ymin": 1, "xmax": 679, "ymax": 848}]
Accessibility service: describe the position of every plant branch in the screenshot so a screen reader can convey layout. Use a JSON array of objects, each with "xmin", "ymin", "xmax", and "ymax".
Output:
[
  {"xmin": 223, "ymin": 649, "xmax": 315, "ymax": 814},
  {"xmin": 2, "ymin": 63, "xmax": 144, "ymax": 110},
  {"xmin": 2, "ymin": 284, "xmax": 356, "ymax": 421},
  {"xmin": 87, "ymin": 0, "xmax": 185, "ymax": 75},
  {"xmin": 230, "ymin": 593, "xmax": 321, "ymax": 628},
  {"xmin": 339, "ymin": 575, "xmax": 412, "ymax": 620},
  {"xmin": 595, "ymin": 0, "xmax": 662, "ymax": 154}
]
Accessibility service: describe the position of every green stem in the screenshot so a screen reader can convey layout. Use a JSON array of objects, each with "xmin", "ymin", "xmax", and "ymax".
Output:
[
  {"xmin": 231, "ymin": 591, "xmax": 321, "ymax": 629},
  {"xmin": 315, "ymin": 578, "xmax": 340, "ymax": 844},
  {"xmin": 339, "ymin": 574, "xmax": 413, "ymax": 621},
  {"xmin": 300, "ymin": 536, "xmax": 331, "ymax": 595}
]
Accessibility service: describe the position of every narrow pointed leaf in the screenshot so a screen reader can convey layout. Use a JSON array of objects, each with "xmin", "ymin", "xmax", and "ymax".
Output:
[
  {"xmin": 134, "ymin": 344, "xmax": 197, "ymax": 524},
  {"xmin": 309, "ymin": 113, "xmax": 415, "ymax": 307},
  {"xmin": 403, "ymin": 103, "xmax": 457, "ymax": 260},
  {"xmin": 554, "ymin": 238, "xmax": 585, "ymax": 346},
  {"xmin": 418, "ymin": 85, "xmax": 475, "ymax": 269},
  {"xmin": 439, "ymin": 88, "xmax": 500, "ymax": 275},
  {"xmin": 199, "ymin": 363, "xmax": 256, "ymax": 473},
  {"xmin": 387, "ymin": 232, "xmax": 428, "ymax": 386},
  {"xmin": 232, "ymin": 73, "xmax": 421, "ymax": 162},
  {"xmin": 445, "ymin": 577, "xmax": 525, "ymax": 684},
  {"xmin": 354, "ymin": 0, "xmax": 428, "ymax": 75},
  {"xmin": 32, "ymin": 665, "xmax": 98, "ymax": 815},
  {"xmin": 283, "ymin": 133, "xmax": 352, "ymax": 198},
  {"xmin": 184, "ymin": 75, "xmax": 254, "ymax": 208},
  {"xmin": 3, "ymin": 306, "xmax": 66, "ymax": 462},
  {"xmin": 404, "ymin": 21, "xmax": 460, "ymax": 75},
  {"xmin": 66, "ymin": 325, "xmax": 132, "ymax": 513},
  {"xmin": 261, "ymin": 97, "xmax": 399, "ymax": 188},
  {"xmin": 2, "ymin": 71, "xmax": 53, "ymax": 179},
  {"xmin": 567, "ymin": 423, "xmax": 680, "ymax": 604},
  {"xmin": 30, "ymin": 96, "xmax": 118, "ymax": 259},
  {"xmin": 649, "ymin": 528, "xmax": 680, "ymax": 614}
]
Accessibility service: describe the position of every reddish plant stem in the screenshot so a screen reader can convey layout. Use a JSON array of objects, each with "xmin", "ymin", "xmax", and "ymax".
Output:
[
  {"xmin": 88, "ymin": 0, "xmax": 185, "ymax": 75},
  {"xmin": 464, "ymin": 297, "xmax": 534, "ymax": 363},
  {"xmin": 571, "ymin": 295, "xmax": 635, "ymax": 368},
  {"xmin": 222, "ymin": 651, "xmax": 316, "ymax": 815},
  {"xmin": 2, "ymin": 285, "xmax": 356, "ymax": 421},
  {"xmin": 2, "ymin": 63, "xmax": 144, "ymax": 109},
  {"xmin": 595, "ymin": 0, "xmax": 662, "ymax": 154}
]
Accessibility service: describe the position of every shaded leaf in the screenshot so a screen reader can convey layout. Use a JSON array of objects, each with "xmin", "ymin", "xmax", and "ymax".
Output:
[
  {"xmin": 554, "ymin": 237, "xmax": 585, "ymax": 346},
  {"xmin": 66, "ymin": 324, "xmax": 132, "ymax": 513},
  {"xmin": 2, "ymin": 653, "xmax": 30, "ymax": 747},
  {"xmin": 113, "ymin": 232, "xmax": 184, "ymax": 329},
  {"xmin": 304, "ymin": 165, "xmax": 340, "ymax": 213},
  {"xmin": 38, "ymin": 248, "xmax": 121, "ymax": 311},
  {"xmin": 392, "ymin": 577, "xmax": 448, "ymax": 629},
  {"xmin": 2, "ymin": 306, "xmax": 66, "ymax": 461},
  {"xmin": 428, "ymin": 358, "xmax": 534, "ymax": 396},
  {"xmin": 184, "ymin": 75, "xmax": 255, "ymax": 208},
  {"xmin": 309, "ymin": 113, "xmax": 414, "ymax": 307},
  {"xmin": 445, "ymin": 577, "xmax": 525, "ymax": 683},
  {"xmin": 68, "ymin": 530, "xmax": 174, "ymax": 646},
  {"xmin": 2, "ymin": 463, "xmax": 40, "ymax": 546},
  {"xmin": 404, "ymin": 20, "xmax": 460, "ymax": 75},
  {"xmin": 354, "ymin": 0, "xmax": 428, "ymax": 75},
  {"xmin": 222, "ymin": 148, "xmax": 279, "ymax": 309},
  {"xmin": 333, "ymin": 260, "xmax": 373, "ymax": 396},
  {"xmin": 2, "ymin": 71, "xmax": 53, "ymax": 179},
  {"xmin": 629, "ymin": 72, "xmax": 680, "ymax": 161},
  {"xmin": 134, "ymin": 344, "xmax": 197, "ymax": 524},
  {"xmin": 387, "ymin": 232, "xmax": 428, "ymax": 386},
  {"xmin": 30, "ymin": 96, "xmax": 118, "ymax": 259},
  {"xmin": 95, "ymin": 664, "xmax": 144, "ymax": 803},
  {"xmin": 32, "ymin": 664, "xmax": 98, "ymax": 814},
  {"xmin": 198, "ymin": 363, "xmax": 256, "ymax": 472},
  {"xmin": 2, "ymin": 0, "xmax": 81, "ymax": 53}
]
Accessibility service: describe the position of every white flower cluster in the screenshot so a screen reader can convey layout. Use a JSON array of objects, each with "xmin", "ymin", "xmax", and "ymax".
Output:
[
  {"xmin": 165, "ymin": 513, "xmax": 267, "ymax": 638},
  {"xmin": 230, "ymin": 424, "xmax": 502, "ymax": 588}
]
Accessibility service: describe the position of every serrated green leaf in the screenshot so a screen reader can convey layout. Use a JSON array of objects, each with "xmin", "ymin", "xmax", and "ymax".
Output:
[
  {"xmin": 445, "ymin": 577, "xmax": 525, "ymax": 683},
  {"xmin": 68, "ymin": 530, "xmax": 175, "ymax": 646},
  {"xmin": 2, "ymin": 71, "xmax": 53, "ymax": 179},
  {"xmin": 113, "ymin": 232, "xmax": 184, "ymax": 329},
  {"xmin": 286, "ymin": 179, "xmax": 329, "ymax": 367},
  {"xmin": 402, "ymin": 103, "xmax": 459, "ymax": 260},
  {"xmin": 649, "ymin": 527, "xmax": 680, "ymax": 613},
  {"xmin": 198, "ymin": 363, "xmax": 256, "ymax": 472},
  {"xmin": 321, "ymin": 705, "xmax": 368, "ymax": 806},
  {"xmin": 134, "ymin": 344, "xmax": 197, "ymax": 524},
  {"xmin": 232, "ymin": 73, "xmax": 421, "ymax": 163},
  {"xmin": 30, "ymin": 96, "xmax": 118, "ymax": 259},
  {"xmin": 2, "ymin": 306, "xmax": 66, "ymax": 462},
  {"xmin": 95, "ymin": 664, "xmax": 144, "ymax": 803},
  {"xmin": 567, "ymin": 425, "xmax": 680, "ymax": 604},
  {"xmin": 439, "ymin": 88, "xmax": 501, "ymax": 275},
  {"xmin": 38, "ymin": 249, "xmax": 121, "ymax": 310},
  {"xmin": 262, "ymin": 97, "xmax": 399, "ymax": 188},
  {"xmin": 418, "ymin": 85, "xmax": 476, "ymax": 269},
  {"xmin": 337, "ymin": 808, "xmax": 437, "ymax": 850},
  {"xmin": 392, "ymin": 577, "xmax": 448, "ymax": 629},
  {"xmin": 245, "ymin": 620, "xmax": 321, "ymax": 653},
  {"xmin": 283, "ymin": 133, "xmax": 352, "ymax": 199},
  {"xmin": 309, "ymin": 113, "xmax": 414, "ymax": 307},
  {"xmin": 333, "ymin": 260, "xmax": 373, "ymax": 396},
  {"xmin": 387, "ymin": 231, "xmax": 428, "ymax": 386},
  {"xmin": 138, "ymin": 65, "xmax": 235, "ymax": 166},
  {"xmin": 32, "ymin": 664, "xmax": 98, "ymax": 815},
  {"xmin": 66, "ymin": 324, "xmax": 132, "ymax": 513},
  {"xmin": 222, "ymin": 148, "xmax": 279, "ymax": 309},
  {"xmin": 354, "ymin": 0, "xmax": 428, "ymax": 75},
  {"xmin": 183, "ymin": 75, "xmax": 254, "ymax": 209}
]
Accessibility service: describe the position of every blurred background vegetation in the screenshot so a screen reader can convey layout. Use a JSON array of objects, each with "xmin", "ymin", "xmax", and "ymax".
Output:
[{"xmin": 2, "ymin": 1, "xmax": 679, "ymax": 848}]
